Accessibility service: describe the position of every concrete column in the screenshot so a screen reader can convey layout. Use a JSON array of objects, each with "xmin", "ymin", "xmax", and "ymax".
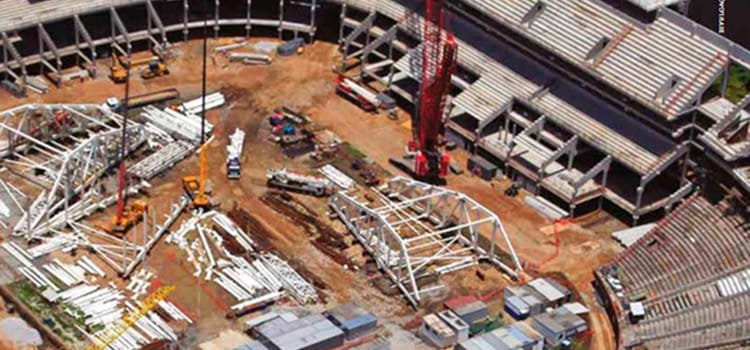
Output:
[
  {"xmin": 183, "ymin": 0, "xmax": 190, "ymax": 42},
  {"xmin": 246, "ymin": 0, "xmax": 252, "ymax": 37}
]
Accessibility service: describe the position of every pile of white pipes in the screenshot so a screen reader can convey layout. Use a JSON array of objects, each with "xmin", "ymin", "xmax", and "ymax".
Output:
[
  {"xmin": 260, "ymin": 253, "xmax": 319, "ymax": 304},
  {"xmin": 129, "ymin": 140, "xmax": 194, "ymax": 179},
  {"xmin": 227, "ymin": 53, "xmax": 273, "ymax": 65},
  {"xmin": 178, "ymin": 92, "xmax": 225, "ymax": 115},
  {"xmin": 141, "ymin": 105, "xmax": 213, "ymax": 144},
  {"xmin": 28, "ymin": 235, "xmax": 79, "ymax": 258},
  {"xmin": 165, "ymin": 211, "xmax": 220, "ymax": 280},
  {"xmin": 77, "ymin": 256, "xmax": 106, "ymax": 277},
  {"xmin": 157, "ymin": 300, "xmax": 193, "ymax": 324},
  {"xmin": 212, "ymin": 212, "xmax": 255, "ymax": 252},
  {"xmin": 3, "ymin": 242, "xmax": 60, "ymax": 292},
  {"xmin": 42, "ymin": 259, "xmax": 87, "ymax": 287},
  {"xmin": 212, "ymin": 253, "xmax": 284, "ymax": 306},
  {"xmin": 60, "ymin": 284, "xmax": 124, "ymax": 327},
  {"xmin": 213, "ymin": 42, "xmax": 246, "ymax": 54},
  {"xmin": 164, "ymin": 210, "xmax": 318, "ymax": 307},
  {"xmin": 92, "ymin": 299, "xmax": 178, "ymax": 350}
]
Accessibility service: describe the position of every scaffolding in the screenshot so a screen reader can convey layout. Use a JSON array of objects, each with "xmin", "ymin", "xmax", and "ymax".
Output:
[{"xmin": 329, "ymin": 176, "xmax": 522, "ymax": 307}]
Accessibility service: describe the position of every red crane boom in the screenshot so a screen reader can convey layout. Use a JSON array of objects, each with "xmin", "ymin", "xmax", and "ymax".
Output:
[{"xmin": 414, "ymin": 0, "xmax": 457, "ymax": 179}]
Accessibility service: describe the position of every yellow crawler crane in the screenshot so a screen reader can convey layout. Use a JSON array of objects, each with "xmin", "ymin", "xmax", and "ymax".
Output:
[
  {"xmin": 87, "ymin": 285, "xmax": 176, "ymax": 350},
  {"xmin": 182, "ymin": 139, "xmax": 212, "ymax": 209}
]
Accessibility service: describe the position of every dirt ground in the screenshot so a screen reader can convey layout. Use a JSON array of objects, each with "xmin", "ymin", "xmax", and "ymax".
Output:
[{"xmin": 0, "ymin": 38, "xmax": 622, "ymax": 349}]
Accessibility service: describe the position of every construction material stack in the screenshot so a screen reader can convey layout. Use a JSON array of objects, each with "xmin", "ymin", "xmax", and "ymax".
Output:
[
  {"xmin": 226, "ymin": 128, "xmax": 246, "ymax": 179},
  {"xmin": 336, "ymin": 76, "xmax": 379, "ymax": 112},
  {"xmin": 179, "ymin": 92, "xmax": 225, "ymax": 115},
  {"xmin": 266, "ymin": 168, "xmax": 332, "ymax": 197},
  {"xmin": 183, "ymin": 139, "xmax": 213, "ymax": 209}
]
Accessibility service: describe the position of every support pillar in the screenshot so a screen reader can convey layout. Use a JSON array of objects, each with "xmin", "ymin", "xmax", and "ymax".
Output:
[
  {"xmin": 183, "ymin": 0, "xmax": 190, "ymax": 42},
  {"xmin": 246, "ymin": 0, "xmax": 253, "ymax": 37},
  {"xmin": 278, "ymin": 0, "xmax": 285, "ymax": 39},
  {"xmin": 214, "ymin": 0, "xmax": 221, "ymax": 38}
]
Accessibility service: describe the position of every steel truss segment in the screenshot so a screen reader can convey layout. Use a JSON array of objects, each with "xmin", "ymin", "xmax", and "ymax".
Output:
[
  {"xmin": 329, "ymin": 176, "xmax": 522, "ymax": 307},
  {"xmin": 0, "ymin": 104, "xmax": 147, "ymax": 236}
]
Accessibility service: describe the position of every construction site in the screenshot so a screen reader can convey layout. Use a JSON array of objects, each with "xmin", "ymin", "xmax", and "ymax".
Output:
[{"xmin": 0, "ymin": 0, "xmax": 748, "ymax": 349}]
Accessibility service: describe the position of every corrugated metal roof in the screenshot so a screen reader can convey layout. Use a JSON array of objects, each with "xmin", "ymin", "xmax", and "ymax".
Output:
[
  {"xmin": 452, "ymin": 301, "xmax": 488, "ymax": 317},
  {"xmin": 528, "ymin": 278, "xmax": 568, "ymax": 302},
  {"xmin": 341, "ymin": 314, "xmax": 377, "ymax": 331},
  {"xmin": 505, "ymin": 296, "xmax": 529, "ymax": 314},
  {"xmin": 532, "ymin": 308, "xmax": 587, "ymax": 334},
  {"xmin": 612, "ymin": 223, "xmax": 657, "ymax": 248},
  {"xmin": 562, "ymin": 302, "xmax": 590, "ymax": 315},
  {"xmin": 234, "ymin": 341, "xmax": 270, "ymax": 350},
  {"xmin": 245, "ymin": 312, "xmax": 281, "ymax": 329}
]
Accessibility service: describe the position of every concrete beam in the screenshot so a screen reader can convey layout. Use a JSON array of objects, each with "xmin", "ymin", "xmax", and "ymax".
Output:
[
  {"xmin": 73, "ymin": 15, "xmax": 96, "ymax": 64},
  {"xmin": 362, "ymin": 25, "xmax": 396, "ymax": 60},
  {"xmin": 1, "ymin": 32, "xmax": 26, "ymax": 88},
  {"xmin": 541, "ymin": 135, "xmax": 578, "ymax": 176},
  {"xmin": 477, "ymin": 101, "xmax": 512, "ymax": 136},
  {"xmin": 214, "ymin": 0, "xmax": 221, "ymax": 38},
  {"xmin": 251, "ymin": 0, "xmax": 253, "ymax": 37},
  {"xmin": 573, "ymin": 155, "xmax": 611, "ymax": 190},
  {"xmin": 109, "ymin": 7, "xmax": 131, "ymax": 52},
  {"xmin": 343, "ymin": 12, "xmax": 375, "ymax": 53},
  {"xmin": 37, "ymin": 24, "xmax": 61, "ymax": 70},
  {"xmin": 641, "ymin": 142, "xmax": 689, "ymax": 186},
  {"xmin": 146, "ymin": 0, "xmax": 168, "ymax": 46}
]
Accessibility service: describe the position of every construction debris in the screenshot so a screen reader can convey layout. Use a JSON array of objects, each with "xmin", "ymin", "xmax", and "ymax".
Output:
[{"xmin": 165, "ymin": 209, "xmax": 319, "ymax": 307}]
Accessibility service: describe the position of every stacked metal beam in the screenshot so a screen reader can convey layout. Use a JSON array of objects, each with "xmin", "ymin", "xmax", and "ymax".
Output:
[
  {"xmin": 141, "ymin": 105, "xmax": 213, "ymax": 144},
  {"xmin": 178, "ymin": 92, "xmax": 225, "ymax": 115},
  {"xmin": 129, "ymin": 140, "xmax": 193, "ymax": 179},
  {"xmin": 166, "ymin": 210, "xmax": 318, "ymax": 307}
]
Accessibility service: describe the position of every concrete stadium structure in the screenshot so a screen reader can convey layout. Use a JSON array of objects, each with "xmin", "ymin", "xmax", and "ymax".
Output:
[{"xmin": 1, "ymin": 0, "xmax": 750, "ymax": 348}]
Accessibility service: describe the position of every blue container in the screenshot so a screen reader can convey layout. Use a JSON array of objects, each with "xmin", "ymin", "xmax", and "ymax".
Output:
[
  {"xmin": 277, "ymin": 38, "xmax": 305, "ymax": 56},
  {"xmin": 283, "ymin": 125, "xmax": 295, "ymax": 135}
]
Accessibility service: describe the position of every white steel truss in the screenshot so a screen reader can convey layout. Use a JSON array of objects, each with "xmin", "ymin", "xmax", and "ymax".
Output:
[
  {"xmin": 0, "ymin": 104, "xmax": 187, "ymax": 277},
  {"xmin": 329, "ymin": 176, "xmax": 522, "ymax": 307}
]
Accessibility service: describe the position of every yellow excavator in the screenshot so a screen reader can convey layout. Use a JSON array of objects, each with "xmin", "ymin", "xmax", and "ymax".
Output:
[
  {"xmin": 182, "ymin": 140, "xmax": 213, "ymax": 209},
  {"xmin": 110, "ymin": 55, "xmax": 128, "ymax": 83}
]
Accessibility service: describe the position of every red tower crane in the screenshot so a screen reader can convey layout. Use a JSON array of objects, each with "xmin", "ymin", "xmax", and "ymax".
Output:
[{"xmin": 412, "ymin": 0, "xmax": 458, "ymax": 180}]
